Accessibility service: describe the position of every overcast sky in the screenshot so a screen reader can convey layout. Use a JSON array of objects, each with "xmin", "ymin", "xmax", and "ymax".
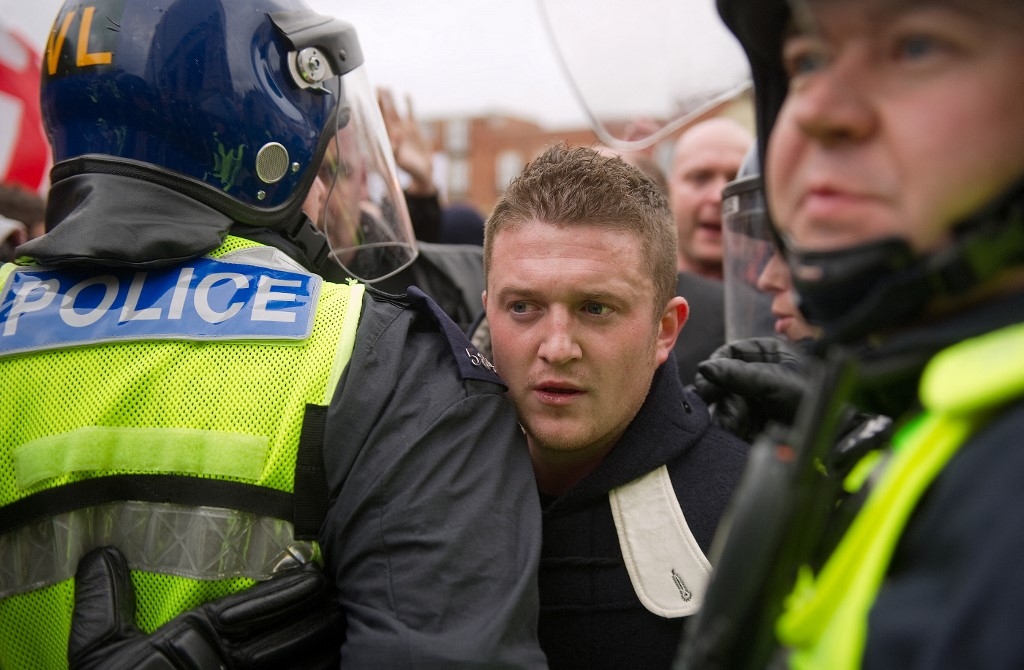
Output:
[{"xmin": 0, "ymin": 0, "xmax": 747, "ymax": 130}]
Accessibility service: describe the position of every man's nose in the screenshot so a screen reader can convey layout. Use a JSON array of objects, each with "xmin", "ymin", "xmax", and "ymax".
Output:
[
  {"xmin": 538, "ymin": 310, "xmax": 582, "ymax": 365},
  {"xmin": 302, "ymin": 177, "xmax": 328, "ymax": 225},
  {"xmin": 791, "ymin": 51, "xmax": 878, "ymax": 146}
]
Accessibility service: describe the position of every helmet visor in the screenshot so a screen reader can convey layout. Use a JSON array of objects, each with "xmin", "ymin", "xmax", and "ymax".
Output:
[
  {"xmin": 537, "ymin": 0, "xmax": 752, "ymax": 151},
  {"xmin": 722, "ymin": 177, "xmax": 776, "ymax": 340},
  {"xmin": 314, "ymin": 67, "xmax": 418, "ymax": 283}
]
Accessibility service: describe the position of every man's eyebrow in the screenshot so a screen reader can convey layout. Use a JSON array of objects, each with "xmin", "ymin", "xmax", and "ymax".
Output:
[
  {"xmin": 784, "ymin": 0, "xmax": 992, "ymax": 37},
  {"xmin": 494, "ymin": 285, "xmax": 626, "ymax": 305},
  {"xmin": 493, "ymin": 286, "xmax": 541, "ymax": 302},
  {"xmin": 575, "ymin": 290, "xmax": 623, "ymax": 304}
]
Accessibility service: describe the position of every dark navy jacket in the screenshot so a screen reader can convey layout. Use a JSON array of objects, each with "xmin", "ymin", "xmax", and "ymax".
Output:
[
  {"xmin": 537, "ymin": 355, "xmax": 749, "ymax": 670},
  {"xmin": 856, "ymin": 292, "xmax": 1024, "ymax": 669}
]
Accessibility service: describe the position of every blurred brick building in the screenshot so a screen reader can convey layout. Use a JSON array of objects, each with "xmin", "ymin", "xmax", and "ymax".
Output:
[{"xmin": 419, "ymin": 89, "xmax": 753, "ymax": 217}]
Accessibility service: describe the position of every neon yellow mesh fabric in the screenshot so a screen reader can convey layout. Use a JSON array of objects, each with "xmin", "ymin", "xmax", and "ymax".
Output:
[
  {"xmin": 131, "ymin": 572, "xmax": 258, "ymax": 632},
  {"xmin": 0, "ymin": 582, "xmax": 73, "ymax": 670},
  {"xmin": 0, "ymin": 237, "xmax": 356, "ymax": 669}
]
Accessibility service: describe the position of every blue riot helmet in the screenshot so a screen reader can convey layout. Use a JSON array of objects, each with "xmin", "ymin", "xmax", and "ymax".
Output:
[
  {"xmin": 721, "ymin": 145, "xmax": 775, "ymax": 342},
  {"xmin": 715, "ymin": 0, "xmax": 1024, "ymax": 348},
  {"xmin": 40, "ymin": 0, "xmax": 417, "ymax": 282}
]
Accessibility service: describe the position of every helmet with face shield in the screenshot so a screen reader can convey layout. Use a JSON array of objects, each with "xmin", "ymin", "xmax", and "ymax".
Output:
[
  {"xmin": 715, "ymin": 0, "xmax": 1024, "ymax": 347},
  {"xmin": 40, "ymin": 0, "xmax": 416, "ymax": 282}
]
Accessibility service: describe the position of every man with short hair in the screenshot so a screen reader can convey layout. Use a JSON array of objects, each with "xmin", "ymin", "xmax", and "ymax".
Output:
[
  {"xmin": 668, "ymin": 117, "xmax": 753, "ymax": 281},
  {"xmin": 482, "ymin": 144, "xmax": 749, "ymax": 669}
]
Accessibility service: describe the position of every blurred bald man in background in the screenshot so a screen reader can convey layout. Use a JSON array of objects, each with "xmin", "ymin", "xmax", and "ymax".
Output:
[{"xmin": 669, "ymin": 117, "xmax": 752, "ymax": 281}]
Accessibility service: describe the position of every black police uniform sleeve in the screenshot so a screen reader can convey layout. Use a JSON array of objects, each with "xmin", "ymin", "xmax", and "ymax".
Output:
[
  {"xmin": 319, "ymin": 287, "xmax": 547, "ymax": 668},
  {"xmin": 404, "ymin": 192, "xmax": 442, "ymax": 243}
]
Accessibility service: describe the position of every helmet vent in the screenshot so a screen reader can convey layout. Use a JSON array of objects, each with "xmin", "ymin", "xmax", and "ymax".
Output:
[{"xmin": 256, "ymin": 142, "xmax": 290, "ymax": 184}]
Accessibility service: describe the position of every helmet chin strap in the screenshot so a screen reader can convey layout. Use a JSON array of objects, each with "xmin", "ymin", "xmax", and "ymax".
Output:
[
  {"xmin": 280, "ymin": 212, "xmax": 334, "ymax": 278},
  {"xmin": 788, "ymin": 179, "xmax": 1024, "ymax": 350}
]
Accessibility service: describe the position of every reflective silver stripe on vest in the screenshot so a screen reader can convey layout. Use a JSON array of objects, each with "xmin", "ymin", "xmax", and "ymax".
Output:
[{"xmin": 0, "ymin": 501, "xmax": 313, "ymax": 598}]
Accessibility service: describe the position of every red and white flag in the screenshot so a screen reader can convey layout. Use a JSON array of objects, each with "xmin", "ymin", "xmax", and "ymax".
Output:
[{"xmin": 0, "ymin": 23, "xmax": 50, "ymax": 193}]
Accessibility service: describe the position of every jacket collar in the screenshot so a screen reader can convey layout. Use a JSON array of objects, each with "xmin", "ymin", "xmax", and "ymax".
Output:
[
  {"xmin": 853, "ymin": 291, "xmax": 1024, "ymax": 418},
  {"xmin": 18, "ymin": 173, "xmax": 233, "ymax": 269}
]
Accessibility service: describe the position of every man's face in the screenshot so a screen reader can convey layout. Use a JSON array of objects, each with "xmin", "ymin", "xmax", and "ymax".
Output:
[
  {"xmin": 303, "ymin": 127, "xmax": 368, "ymax": 257},
  {"xmin": 767, "ymin": 0, "xmax": 1024, "ymax": 255},
  {"xmin": 669, "ymin": 121, "xmax": 751, "ymax": 278},
  {"xmin": 484, "ymin": 220, "xmax": 682, "ymax": 462}
]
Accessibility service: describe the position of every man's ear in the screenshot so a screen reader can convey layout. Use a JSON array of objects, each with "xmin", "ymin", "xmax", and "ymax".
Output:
[
  {"xmin": 655, "ymin": 296, "xmax": 688, "ymax": 366},
  {"xmin": 481, "ymin": 289, "xmax": 488, "ymax": 311}
]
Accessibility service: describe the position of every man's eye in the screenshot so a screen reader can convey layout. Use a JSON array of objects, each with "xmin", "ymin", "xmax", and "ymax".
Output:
[
  {"xmin": 782, "ymin": 37, "xmax": 830, "ymax": 78},
  {"xmin": 895, "ymin": 34, "xmax": 941, "ymax": 61},
  {"xmin": 789, "ymin": 51, "xmax": 828, "ymax": 76},
  {"xmin": 686, "ymin": 170, "xmax": 714, "ymax": 186},
  {"xmin": 583, "ymin": 303, "xmax": 611, "ymax": 316},
  {"xmin": 318, "ymin": 160, "xmax": 336, "ymax": 183},
  {"xmin": 509, "ymin": 302, "xmax": 530, "ymax": 314},
  {"xmin": 318, "ymin": 156, "xmax": 353, "ymax": 182}
]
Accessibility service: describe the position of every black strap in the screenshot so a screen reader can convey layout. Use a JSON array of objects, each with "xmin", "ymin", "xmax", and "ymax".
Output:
[
  {"xmin": 293, "ymin": 404, "xmax": 330, "ymax": 540},
  {"xmin": 0, "ymin": 475, "xmax": 293, "ymax": 537}
]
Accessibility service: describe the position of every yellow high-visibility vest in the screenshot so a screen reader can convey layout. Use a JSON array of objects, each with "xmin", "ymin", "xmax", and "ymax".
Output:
[
  {"xmin": 777, "ymin": 321, "xmax": 1024, "ymax": 670},
  {"xmin": 0, "ymin": 236, "xmax": 363, "ymax": 670}
]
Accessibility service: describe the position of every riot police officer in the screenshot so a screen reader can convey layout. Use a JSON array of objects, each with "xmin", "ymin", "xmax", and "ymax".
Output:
[
  {"xmin": 678, "ymin": 0, "xmax": 1024, "ymax": 667},
  {"xmin": 0, "ymin": 1, "xmax": 545, "ymax": 667}
]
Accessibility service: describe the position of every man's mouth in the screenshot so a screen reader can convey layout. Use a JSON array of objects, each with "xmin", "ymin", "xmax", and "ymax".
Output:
[{"xmin": 533, "ymin": 383, "xmax": 584, "ymax": 405}]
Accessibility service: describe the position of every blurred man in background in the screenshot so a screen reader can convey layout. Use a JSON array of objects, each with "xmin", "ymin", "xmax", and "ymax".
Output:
[{"xmin": 668, "ymin": 117, "xmax": 752, "ymax": 282}]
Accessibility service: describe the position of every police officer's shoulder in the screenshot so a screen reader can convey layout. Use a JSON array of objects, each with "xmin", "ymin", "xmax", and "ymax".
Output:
[{"xmin": 363, "ymin": 284, "xmax": 505, "ymax": 389}]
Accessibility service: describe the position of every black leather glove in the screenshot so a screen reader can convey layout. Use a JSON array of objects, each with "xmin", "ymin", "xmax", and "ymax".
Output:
[
  {"xmin": 68, "ymin": 546, "xmax": 342, "ymax": 670},
  {"xmin": 693, "ymin": 337, "xmax": 809, "ymax": 441}
]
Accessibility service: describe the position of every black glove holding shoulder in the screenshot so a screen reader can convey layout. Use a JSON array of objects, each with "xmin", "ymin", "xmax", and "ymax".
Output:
[
  {"xmin": 693, "ymin": 336, "xmax": 810, "ymax": 442},
  {"xmin": 68, "ymin": 546, "xmax": 342, "ymax": 670}
]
